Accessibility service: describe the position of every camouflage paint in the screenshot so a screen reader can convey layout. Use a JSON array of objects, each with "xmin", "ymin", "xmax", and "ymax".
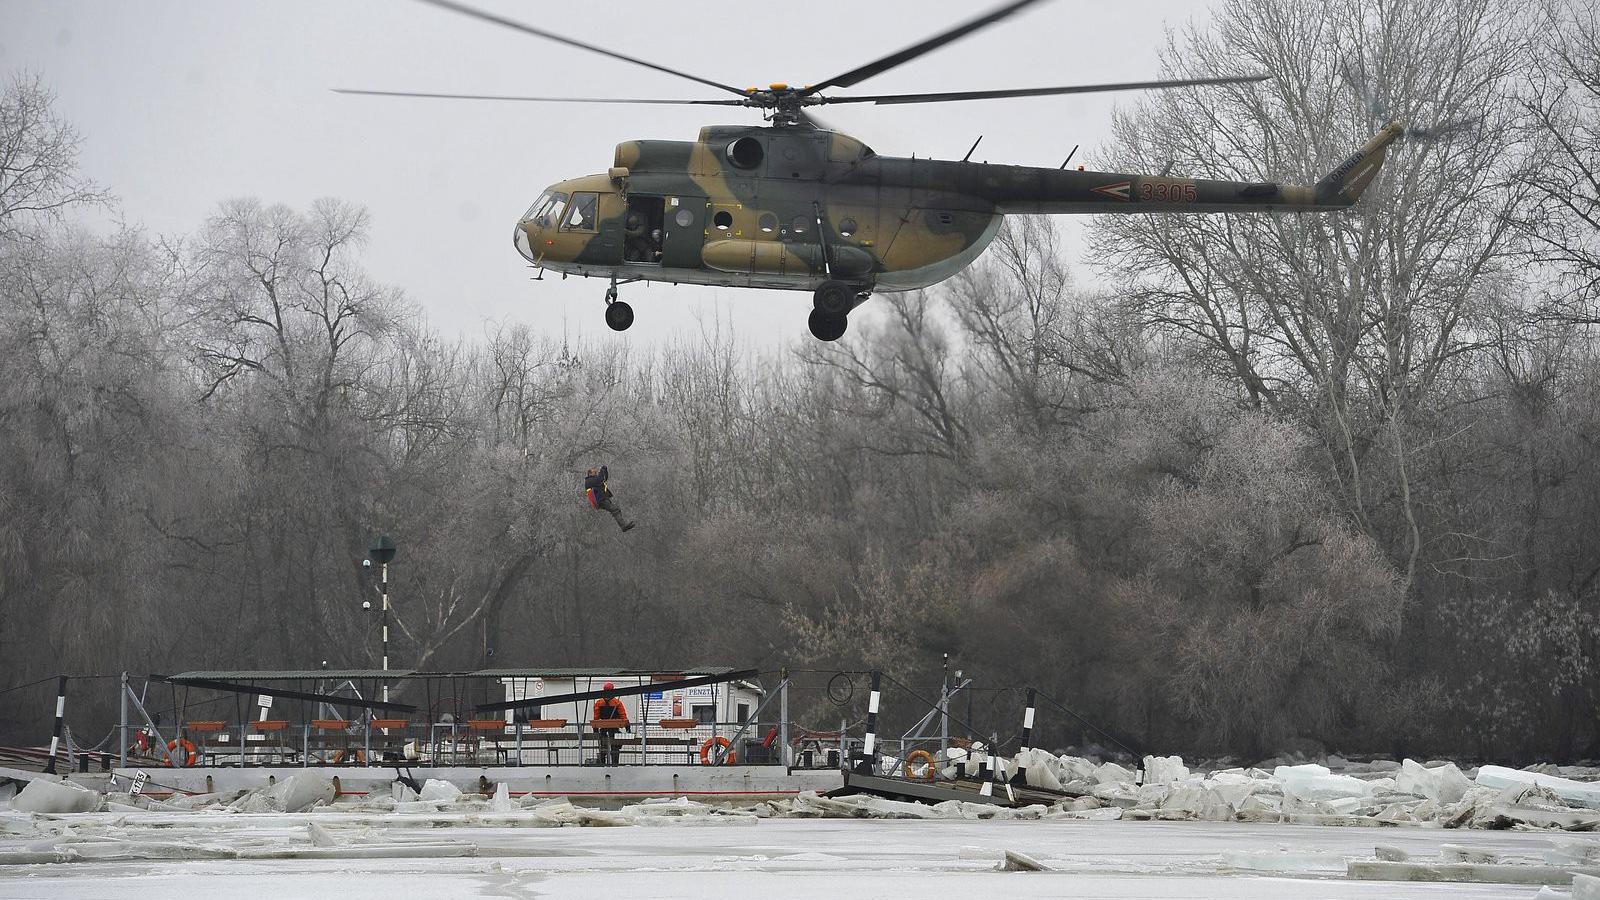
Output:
[{"xmin": 514, "ymin": 121, "xmax": 1403, "ymax": 295}]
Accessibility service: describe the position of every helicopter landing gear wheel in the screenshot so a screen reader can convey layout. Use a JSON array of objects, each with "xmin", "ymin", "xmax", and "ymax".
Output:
[
  {"xmin": 812, "ymin": 280, "xmax": 856, "ymax": 318},
  {"xmin": 808, "ymin": 308, "xmax": 848, "ymax": 342},
  {"xmin": 605, "ymin": 300, "xmax": 634, "ymax": 331}
]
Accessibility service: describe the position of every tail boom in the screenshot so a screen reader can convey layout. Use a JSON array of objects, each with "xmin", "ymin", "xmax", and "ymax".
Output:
[{"xmin": 981, "ymin": 121, "xmax": 1404, "ymax": 214}]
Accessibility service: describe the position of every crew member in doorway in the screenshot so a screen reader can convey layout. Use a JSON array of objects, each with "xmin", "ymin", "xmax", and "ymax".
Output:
[
  {"xmin": 623, "ymin": 212, "xmax": 648, "ymax": 262},
  {"xmin": 593, "ymin": 682, "xmax": 630, "ymax": 766},
  {"xmin": 584, "ymin": 465, "xmax": 635, "ymax": 532}
]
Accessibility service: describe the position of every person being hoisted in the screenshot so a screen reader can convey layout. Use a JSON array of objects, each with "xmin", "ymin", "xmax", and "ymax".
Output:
[
  {"xmin": 584, "ymin": 465, "xmax": 635, "ymax": 532},
  {"xmin": 592, "ymin": 682, "xmax": 630, "ymax": 766}
]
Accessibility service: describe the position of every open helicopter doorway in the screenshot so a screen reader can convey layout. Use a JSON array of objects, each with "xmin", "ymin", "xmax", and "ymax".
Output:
[{"xmin": 623, "ymin": 195, "xmax": 664, "ymax": 264}]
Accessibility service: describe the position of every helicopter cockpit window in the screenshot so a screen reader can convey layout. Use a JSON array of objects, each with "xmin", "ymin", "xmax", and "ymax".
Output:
[
  {"xmin": 562, "ymin": 192, "xmax": 599, "ymax": 232},
  {"xmin": 528, "ymin": 191, "xmax": 567, "ymax": 228},
  {"xmin": 523, "ymin": 191, "xmax": 550, "ymax": 221}
]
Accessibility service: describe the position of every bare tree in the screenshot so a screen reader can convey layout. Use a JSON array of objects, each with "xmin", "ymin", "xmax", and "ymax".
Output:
[
  {"xmin": 1519, "ymin": 0, "xmax": 1600, "ymax": 324},
  {"xmin": 1091, "ymin": 0, "xmax": 1532, "ymax": 584},
  {"xmin": 0, "ymin": 72, "xmax": 109, "ymax": 242}
]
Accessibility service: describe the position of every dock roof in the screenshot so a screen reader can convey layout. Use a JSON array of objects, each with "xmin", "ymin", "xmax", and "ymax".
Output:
[{"xmin": 166, "ymin": 667, "xmax": 746, "ymax": 682}]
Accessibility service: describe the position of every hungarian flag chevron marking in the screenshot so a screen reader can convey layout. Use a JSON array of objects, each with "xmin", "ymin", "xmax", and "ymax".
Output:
[{"xmin": 1091, "ymin": 180, "xmax": 1133, "ymax": 201}]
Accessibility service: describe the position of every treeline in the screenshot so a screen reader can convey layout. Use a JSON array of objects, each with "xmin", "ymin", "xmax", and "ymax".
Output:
[{"xmin": 5, "ymin": 0, "xmax": 1600, "ymax": 762}]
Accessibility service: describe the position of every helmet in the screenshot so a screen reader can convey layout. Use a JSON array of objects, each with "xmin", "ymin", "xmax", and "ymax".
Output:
[{"xmin": 603, "ymin": 681, "xmax": 615, "ymax": 691}]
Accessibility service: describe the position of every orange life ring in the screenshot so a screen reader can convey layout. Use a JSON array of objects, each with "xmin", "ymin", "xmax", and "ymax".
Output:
[
  {"xmin": 699, "ymin": 736, "xmax": 736, "ymax": 765},
  {"xmin": 332, "ymin": 749, "xmax": 366, "ymax": 765},
  {"xmin": 905, "ymin": 749, "xmax": 936, "ymax": 780},
  {"xmin": 166, "ymin": 738, "xmax": 197, "ymax": 767}
]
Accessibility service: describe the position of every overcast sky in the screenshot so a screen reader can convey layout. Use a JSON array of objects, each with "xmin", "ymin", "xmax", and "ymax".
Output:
[{"xmin": 2, "ymin": 0, "xmax": 1218, "ymax": 349}]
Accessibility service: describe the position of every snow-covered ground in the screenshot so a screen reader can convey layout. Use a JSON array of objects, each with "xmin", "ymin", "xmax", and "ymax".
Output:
[{"xmin": 0, "ymin": 816, "xmax": 1583, "ymax": 898}]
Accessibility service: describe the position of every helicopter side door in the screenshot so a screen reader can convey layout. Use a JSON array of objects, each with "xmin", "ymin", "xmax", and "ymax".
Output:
[{"xmin": 659, "ymin": 194, "xmax": 707, "ymax": 269}]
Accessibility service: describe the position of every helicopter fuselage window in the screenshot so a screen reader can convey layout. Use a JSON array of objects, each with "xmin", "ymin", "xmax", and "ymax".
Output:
[{"xmin": 562, "ymin": 192, "xmax": 599, "ymax": 232}]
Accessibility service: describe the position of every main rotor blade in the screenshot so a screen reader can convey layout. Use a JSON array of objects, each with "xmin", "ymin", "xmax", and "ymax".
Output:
[
  {"xmin": 822, "ymin": 74, "xmax": 1270, "ymax": 105},
  {"xmin": 802, "ymin": 0, "xmax": 1049, "ymax": 95},
  {"xmin": 334, "ymin": 88, "xmax": 745, "ymax": 106},
  {"xmin": 414, "ymin": 0, "xmax": 749, "ymax": 98}
]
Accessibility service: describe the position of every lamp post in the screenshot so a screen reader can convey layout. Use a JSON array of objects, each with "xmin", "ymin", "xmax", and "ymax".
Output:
[{"xmin": 366, "ymin": 535, "xmax": 397, "ymax": 702}]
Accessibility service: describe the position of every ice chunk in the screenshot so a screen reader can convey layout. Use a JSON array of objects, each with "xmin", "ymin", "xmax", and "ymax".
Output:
[
  {"xmin": 264, "ymin": 770, "xmax": 336, "ymax": 812},
  {"xmin": 1545, "ymin": 840, "xmax": 1600, "ymax": 866},
  {"xmin": 1274, "ymin": 764, "xmax": 1371, "ymax": 802},
  {"xmin": 997, "ymin": 849, "xmax": 1051, "ymax": 871},
  {"xmin": 1351, "ymin": 859, "xmax": 1600, "ymax": 885},
  {"xmin": 1093, "ymin": 762, "xmax": 1135, "ymax": 785},
  {"xmin": 1375, "ymin": 845, "xmax": 1408, "ymax": 861},
  {"xmin": 10, "ymin": 777, "xmax": 99, "ymax": 814},
  {"xmin": 1160, "ymin": 785, "xmax": 1232, "ymax": 821},
  {"xmin": 1477, "ymin": 765, "xmax": 1600, "ymax": 809},
  {"xmin": 1394, "ymin": 759, "xmax": 1474, "ymax": 804},
  {"xmin": 489, "ymin": 781, "xmax": 513, "ymax": 813},
  {"xmin": 1090, "ymin": 781, "xmax": 1140, "ymax": 807},
  {"xmin": 1576, "ymin": 872, "xmax": 1600, "ymax": 900},
  {"xmin": 1208, "ymin": 779, "xmax": 1259, "ymax": 808},
  {"xmin": 1054, "ymin": 755, "xmax": 1100, "ymax": 784},
  {"xmin": 854, "ymin": 796, "xmax": 940, "ymax": 819},
  {"xmin": 1222, "ymin": 848, "xmax": 1348, "ymax": 873},
  {"xmin": 418, "ymin": 778, "xmax": 463, "ymax": 802},
  {"xmin": 1323, "ymin": 796, "xmax": 1363, "ymax": 815},
  {"xmin": 1048, "ymin": 806, "xmax": 1123, "ymax": 820},
  {"xmin": 1441, "ymin": 844, "xmax": 1499, "ymax": 864},
  {"xmin": 307, "ymin": 821, "xmax": 338, "ymax": 847},
  {"xmin": 1013, "ymin": 749, "xmax": 1063, "ymax": 791},
  {"xmin": 1143, "ymin": 755, "xmax": 1190, "ymax": 784}
]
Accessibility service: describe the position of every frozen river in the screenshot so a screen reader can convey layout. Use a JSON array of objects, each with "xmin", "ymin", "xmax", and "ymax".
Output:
[{"xmin": 0, "ymin": 816, "xmax": 1582, "ymax": 898}]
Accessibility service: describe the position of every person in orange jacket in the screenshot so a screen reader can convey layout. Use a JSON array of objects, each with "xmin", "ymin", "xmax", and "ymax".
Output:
[{"xmin": 593, "ymin": 682, "xmax": 630, "ymax": 766}]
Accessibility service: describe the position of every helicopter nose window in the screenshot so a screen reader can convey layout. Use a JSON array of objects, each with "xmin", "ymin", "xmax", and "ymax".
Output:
[{"xmin": 713, "ymin": 210, "xmax": 733, "ymax": 231}]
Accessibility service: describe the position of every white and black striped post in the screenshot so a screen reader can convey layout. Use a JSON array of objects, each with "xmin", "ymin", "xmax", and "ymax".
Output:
[
  {"xmin": 367, "ymin": 535, "xmax": 398, "ymax": 704},
  {"xmin": 380, "ymin": 562, "xmax": 390, "ymax": 703},
  {"xmin": 1011, "ymin": 687, "xmax": 1036, "ymax": 787},
  {"xmin": 854, "ymin": 671, "xmax": 881, "ymax": 775},
  {"xmin": 44, "ymin": 676, "xmax": 67, "ymax": 774}
]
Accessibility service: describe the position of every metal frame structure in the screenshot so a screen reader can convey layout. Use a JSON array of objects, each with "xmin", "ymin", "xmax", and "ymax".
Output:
[{"xmin": 112, "ymin": 668, "xmax": 787, "ymax": 771}]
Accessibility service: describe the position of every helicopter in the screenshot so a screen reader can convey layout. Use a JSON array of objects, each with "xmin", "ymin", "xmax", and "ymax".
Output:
[{"xmin": 342, "ymin": 0, "xmax": 1402, "ymax": 342}]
